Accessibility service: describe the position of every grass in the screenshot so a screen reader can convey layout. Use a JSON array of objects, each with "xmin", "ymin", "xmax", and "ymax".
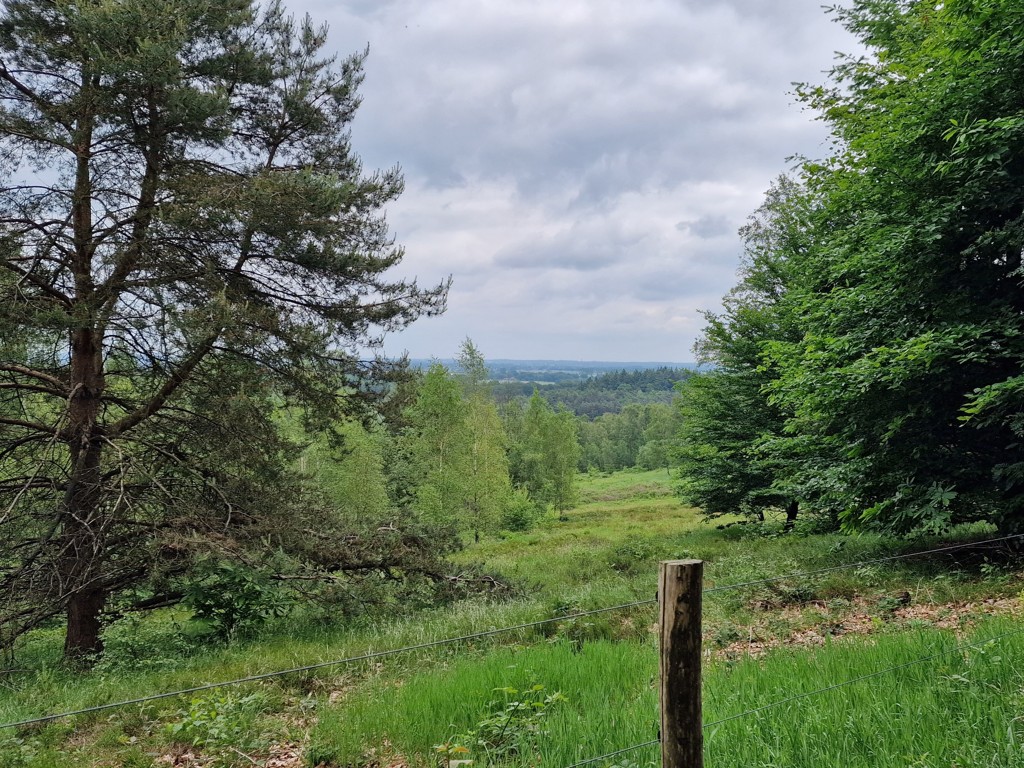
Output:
[
  {"xmin": 311, "ymin": 619, "xmax": 1024, "ymax": 768},
  {"xmin": 702, "ymin": 620, "xmax": 1024, "ymax": 767},
  {"xmin": 310, "ymin": 638, "xmax": 658, "ymax": 768},
  {"xmin": 2, "ymin": 468, "xmax": 1024, "ymax": 766}
]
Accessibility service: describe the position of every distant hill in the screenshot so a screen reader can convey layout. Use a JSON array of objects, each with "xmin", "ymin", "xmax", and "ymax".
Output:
[
  {"xmin": 409, "ymin": 358, "xmax": 698, "ymax": 384},
  {"xmin": 491, "ymin": 365, "xmax": 696, "ymax": 418}
]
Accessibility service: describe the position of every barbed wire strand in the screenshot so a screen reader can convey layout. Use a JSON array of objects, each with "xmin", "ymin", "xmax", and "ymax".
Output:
[
  {"xmin": 565, "ymin": 625, "xmax": 1024, "ymax": 768},
  {"xmin": 4, "ymin": 531, "xmax": 1023, "ymax": 731},
  {"xmin": 0, "ymin": 599, "xmax": 654, "ymax": 730},
  {"xmin": 703, "ymin": 531, "xmax": 1024, "ymax": 595}
]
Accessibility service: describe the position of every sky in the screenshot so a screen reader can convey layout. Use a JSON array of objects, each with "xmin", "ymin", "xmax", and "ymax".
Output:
[{"xmin": 293, "ymin": 0, "xmax": 858, "ymax": 362}]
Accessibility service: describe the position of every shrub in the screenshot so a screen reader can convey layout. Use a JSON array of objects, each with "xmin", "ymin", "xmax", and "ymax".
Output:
[
  {"xmin": 607, "ymin": 536, "xmax": 657, "ymax": 573},
  {"xmin": 165, "ymin": 691, "xmax": 269, "ymax": 752},
  {"xmin": 96, "ymin": 613, "xmax": 198, "ymax": 672},
  {"xmin": 502, "ymin": 490, "xmax": 544, "ymax": 532},
  {"xmin": 436, "ymin": 684, "xmax": 567, "ymax": 763},
  {"xmin": 183, "ymin": 561, "xmax": 292, "ymax": 640}
]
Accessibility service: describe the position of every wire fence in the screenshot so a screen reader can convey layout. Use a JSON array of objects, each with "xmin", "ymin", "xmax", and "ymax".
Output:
[
  {"xmin": 566, "ymin": 624, "xmax": 1024, "ymax": 768},
  {"xmin": 0, "ymin": 599, "xmax": 656, "ymax": 730},
  {"xmin": 3, "ymin": 531, "xmax": 1023, "ymax": 766}
]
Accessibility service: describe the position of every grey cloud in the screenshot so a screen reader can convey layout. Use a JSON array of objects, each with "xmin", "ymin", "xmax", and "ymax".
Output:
[
  {"xmin": 285, "ymin": 0, "xmax": 858, "ymax": 360},
  {"xmin": 675, "ymin": 215, "xmax": 735, "ymax": 239},
  {"xmin": 329, "ymin": 0, "xmax": 852, "ymax": 188},
  {"xmin": 633, "ymin": 268, "xmax": 733, "ymax": 302},
  {"xmin": 493, "ymin": 225, "xmax": 643, "ymax": 272}
]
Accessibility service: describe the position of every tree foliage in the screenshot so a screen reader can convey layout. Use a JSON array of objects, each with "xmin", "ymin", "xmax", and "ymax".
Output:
[
  {"xmin": 577, "ymin": 402, "xmax": 680, "ymax": 472},
  {"xmin": 403, "ymin": 348, "xmax": 515, "ymax": 542},
  {"xmin": 494, "ymin": 367, "xmax": 692, "ymax": 418},
  {"xmin": 300, "ymin": 418, "xmax": 392, "ymax": 522},
  {"xmin": 508, "ymin": 393, "xmax": 579, "ymax": 511},
  {"xmin": 405, "ymin": 364, "xmax": 470, "ymax": 525},
  {"xmin": 675, "ymin": 177, "xmax": 809, "ymax": 523},
  {"xmin": 0, "ymin": 0, "xmax": 447, "ymax": 658},
  {"xmin": 679, "ymin": 0, "xmax": 1024, "ymax": 534}
]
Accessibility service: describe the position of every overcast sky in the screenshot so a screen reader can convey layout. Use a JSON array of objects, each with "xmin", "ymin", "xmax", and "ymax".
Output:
[{"xmin": 293, "ymin": 0, "xmax": 856, "ymax": 362}]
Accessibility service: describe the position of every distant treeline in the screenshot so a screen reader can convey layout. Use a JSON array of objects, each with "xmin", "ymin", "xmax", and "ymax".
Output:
[{"xmin": 493, "ymin": 366, "xmax": 693, "ymax": 418}]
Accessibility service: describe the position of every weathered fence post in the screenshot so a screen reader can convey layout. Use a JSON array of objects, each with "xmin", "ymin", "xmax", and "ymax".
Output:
[{"xmin": 659, "ymin": 559, "xmax": 703, "ymax": 768}]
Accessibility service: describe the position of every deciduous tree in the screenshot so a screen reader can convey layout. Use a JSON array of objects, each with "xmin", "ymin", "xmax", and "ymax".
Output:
[
  {"xmin": 766, "ymin": 0, "xmax": 1024, "ymax": 532},
  {"xmin": 675, "ymin": 177, "xmax": 809, "ymax": 526},
  {"xmin": 516, "ymin": 392, "xmax": 579, "ymax": 511}
]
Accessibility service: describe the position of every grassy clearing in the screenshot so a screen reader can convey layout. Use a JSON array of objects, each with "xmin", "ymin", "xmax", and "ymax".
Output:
[
  {"xmin": 2, "ymin": 469, "xmax": 1024, "ymax": 766},
  {"xmin": 463, "ymin": 469, "xmax": 1023, "ymax": 640}
]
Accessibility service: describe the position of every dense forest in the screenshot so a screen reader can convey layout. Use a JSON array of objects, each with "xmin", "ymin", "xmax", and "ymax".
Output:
[
  {"xmin": 488, "ymin": 367, "xmax": 691, "ymax": 472},
  {"xmin": 493, "ymin": 366, "xmax": 693, "ymax": 417}
]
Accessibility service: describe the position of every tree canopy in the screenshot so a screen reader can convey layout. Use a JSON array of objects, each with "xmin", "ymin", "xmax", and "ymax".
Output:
[{"xmin": 677, "ymin": 0, "xmax": 1024, "ymax": 534}]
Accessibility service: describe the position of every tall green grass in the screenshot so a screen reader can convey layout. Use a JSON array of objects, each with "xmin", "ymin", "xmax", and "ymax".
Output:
[
  {"xmin": 310, "ymin": 638, "xmax": 659, "ymax": 768},
  {"xmin": 312, "ymin": 619, "xmax": 1024, "ymax": 768}
]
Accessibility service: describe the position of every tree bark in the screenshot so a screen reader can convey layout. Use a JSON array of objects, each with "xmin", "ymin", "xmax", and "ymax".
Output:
[
  {"xmin": 59, "ymin": 324, "xmax": 107, "ymax": 660},
  {"xmin": 58, "ymin": 72, "xmax": 108, "ymax": 661},
  {"xmin": 784, "ymin": 500, "xmax": 799, "ymax": 533},
  {"xmin": 64, "ymin": 585, "xmax": 106, "ymax": 659}
]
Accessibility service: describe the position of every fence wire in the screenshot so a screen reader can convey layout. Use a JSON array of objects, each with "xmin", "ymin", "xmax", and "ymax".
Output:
[
  {"xmin": 701, "ymin": 624, "xmax": 1024, "ymax": 729},
  {"xmin": 565, "ymin": 739, "xmax": 660, "ymax": 768},
  {"xmin": 0, "ymin": 599, "xmax": 654, "ymax": 730},
  {"xmin": 3, "ymin": 532, "xmax": 1023, "ymax": 733},
  {"xmin": 703, "ymin": 531, "xmax": 1024, "ymax": 595},
  {"xmin": 565, "ymin": 621, "xmax": 1024, "ymax": 768}
]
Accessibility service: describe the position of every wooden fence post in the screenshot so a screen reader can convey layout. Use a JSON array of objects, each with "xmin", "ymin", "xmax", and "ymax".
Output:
[{"xmin": 659, "ymin": 559, "xmax": 703, "ymax": 768}]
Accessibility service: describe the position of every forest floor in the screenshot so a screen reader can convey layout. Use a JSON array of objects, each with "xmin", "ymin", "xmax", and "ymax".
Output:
[{"xmin": 4, "ymin": 470, "xmax": 1024, "ymax": 767}]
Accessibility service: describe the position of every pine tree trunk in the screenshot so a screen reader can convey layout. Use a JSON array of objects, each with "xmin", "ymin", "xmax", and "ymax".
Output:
[
  {"xmin": 60, "ymin": 326, "xmax": 107, "ymax": 661},
  {"xmin": 64, "ymin": 586, "xmax": 106, "ymax": 659},
  {"xmin": 60, "ymin": 100, "xmax": 108, "ymax": 661}
]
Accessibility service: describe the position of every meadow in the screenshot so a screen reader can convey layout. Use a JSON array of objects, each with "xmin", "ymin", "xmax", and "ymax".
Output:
[{"xmin": 2, "ymin": 469, "xmax": 1024, "ymax": 767}]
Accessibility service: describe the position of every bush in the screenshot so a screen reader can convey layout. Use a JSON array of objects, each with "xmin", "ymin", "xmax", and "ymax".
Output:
[
  {"xmin": 165, "ymin": 691, "xmax": 270, "ymax": 752},
  {"xmin": 607, "ymin": 536, "xmax": 658, "ymax": 574},
  {"xmin": 96, "ymin": 613, "xmax": 198, "ymax": 672},
  {"xmin": 183, "ymin": 561, "xmax": 292, "ymax": 640},
  {"xmin": 502, "ymin": 489, "xmax": 544, "ymax": 532}
]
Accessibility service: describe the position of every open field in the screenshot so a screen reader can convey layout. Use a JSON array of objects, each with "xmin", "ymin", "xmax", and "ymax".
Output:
[{"xmin": 3, "ymin": 469, "xmax": 1024, "ymax": 767}]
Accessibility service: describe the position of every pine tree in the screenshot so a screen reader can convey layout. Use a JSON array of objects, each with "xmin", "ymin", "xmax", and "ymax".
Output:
[{"xmin": 0, "ymin": 0, "xmax": 446, "ymax": 659}]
